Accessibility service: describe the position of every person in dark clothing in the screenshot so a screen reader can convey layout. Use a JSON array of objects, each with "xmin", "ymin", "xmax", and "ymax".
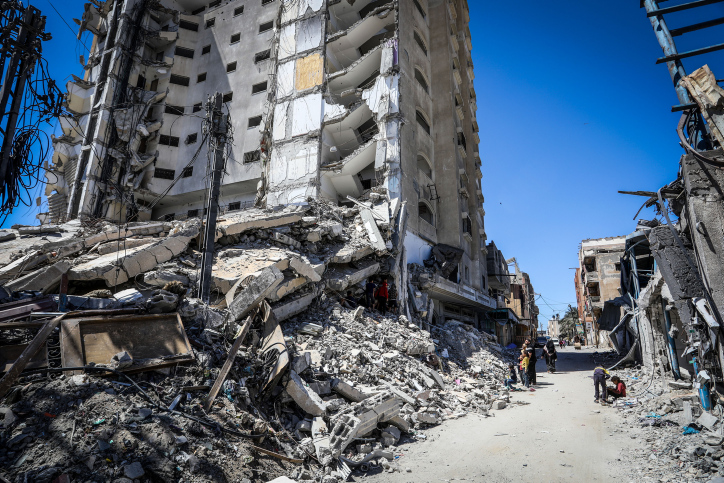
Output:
[
  {"xmin": 593, "ymin": 366, "xmax": 610, "ymax": 403},
  {"xmin": 341, "ymin": 290, "xmax": 358, "ymax": 309},
  {"xmin": 505, "ymin": 363, "xmax": 518, "ymax": 390},
  {"xmin": 526, "ymin": 347, "xmax": 537, "ymax": 386},
  {"xmin": 542, "ymin": 339, "xmax": 557, "ymax": 373},
  {"xmin": 364, "ymin": 280, "xmax": 376, "ymax": 308}
]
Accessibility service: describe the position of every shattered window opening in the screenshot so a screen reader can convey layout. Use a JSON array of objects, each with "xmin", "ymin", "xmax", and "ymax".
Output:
[
  {"xmin": 262, "ymin": 0, "xmax": 274, "ymax": 5},
  {"xmin": 182, "ymin": 166, "xmax": 194, "ymax": 177},
  {"xmin": 228, "ymin": 201, "xmax": 241, "ymax": 211},
  {"xmin": 248, "ymin": 116, "xmax": 262, "ymax": 129},
  {"xmin": 252, "ymin": 81, "xmax": 268, "ymax": 94},
  {"xmin": 414, "ymin": 31, "xmax": 428, "ymax": 56},
  {"xmin": 413, "ymin": 0, "xmax": 427, "ymax": 18},
  {"xmin": 202, "ymin": 44, "xmax": 211, "ymax": 55},
  {"xmin": 187, "ymin": 209, "xmax": 199, "ymax": 217},
  {"xmin": 419, "ymin": 201, "xmax": 434, "ymax": 226},
  {"xmin": 159, "ymin": 135, "xmax": 180, "ymax": 147},
  {"xmin": 259, "ymin": 21, "xmax": 274, "ymax": 34},
  {"xmin": 243, "ymin": 150, "xmax": 261, "ymax": 163},
  {"xmin": 222, "ymin": 92, "xmax": 233, "ymax": 103},
  {"xmin": 164, "ymin": 104, "xmax": 184, "ymax": 115},
  {"xmin": 227, "ymin": 61, "xmax": 237, "ymax": 73},
  {"xmin": 179, "ymin": 20, "xmax": 199, "ymax": 32},
  {"xmin": 164, "ymin": 213, "xmax": 175, "ymax": 221},
  {"xmin": 185, "ymin": 133, "xmax": 198, "ymax": 145},
  {"xmin": 192, "ymin": 6, "xmax": 206, "ymax": 14},
  {"xmin": 254, "ymin": 50, "xmax": 271, "ymax": 63},
  {"xmin": 174, "ymin": 46, "xmax": 194, "ymax": 58},
  {"xmin": 197, "ymin": 72, "xmax": 207, "ymax": 83},
  {"xmin": 169, "ymin": 74, "xmax": 190, "ymax": 86},
  {"xmin": 414, "ymin": 68, "xmax": 429, "ymax": 93},
  {"xmin": 193, "ymin": 103, "xmax": 202, "ymax": 113},
  {"xmin": 154, "ymin": 168, "xmax": 176, "ymax": 180},
  {"xmin": 230, "ymin": 33, "xmax": 241, "ymax": 44},
  {"xmin": 205, "ymin": 18, "xmax": 215, "ymax": 29},
  {"xmin": 234, "ymin": 6, "xmax": 244, "ymax": 16},
  {"xmin": 416, "ymin": 110, "xmax": 431, "ymax": 135}
]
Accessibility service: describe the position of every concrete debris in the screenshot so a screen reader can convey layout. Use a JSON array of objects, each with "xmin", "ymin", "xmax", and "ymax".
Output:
[{"xmin": 0, "ymin": 201, "xmax": 516, "ymax": 483}]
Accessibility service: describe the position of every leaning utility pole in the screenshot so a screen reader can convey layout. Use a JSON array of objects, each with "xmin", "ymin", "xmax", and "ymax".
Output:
[
  {"xmin": 0, "ymin": 4, "xmax": 46, "ymax": 192},
  {"xmin": 198, "ymin": 93, "xmax": 228, "ymax": 303}
]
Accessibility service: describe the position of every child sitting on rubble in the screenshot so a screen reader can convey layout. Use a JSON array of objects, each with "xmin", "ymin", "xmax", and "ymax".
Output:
[
  {"xmin": 504, "ymin": 363, "xmax": 518, "ymax": 390},
  {"xmin": 340, "ymin": 290, "xmax": 358, "ymax": 309},
  {"xmin": 606, "ymin": 375, "xmax": 627, "ymax": 400}
]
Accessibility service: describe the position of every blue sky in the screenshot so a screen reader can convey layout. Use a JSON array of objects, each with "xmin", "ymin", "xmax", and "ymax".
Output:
[{"xmin": 6, "ymin": 0, "xmax": 724, "ymax": 327}]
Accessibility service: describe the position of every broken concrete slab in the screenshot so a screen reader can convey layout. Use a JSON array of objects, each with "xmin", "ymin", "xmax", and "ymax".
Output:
[
  {"xmin": 267, "ymin": 275, "xmax": 308, "ymax": 302},
  {"xmin": 326, "ymin": 261, "xmax": 380, "ymax": 292},
  {"xmin": 70, "ymin": 220, "xmax": 200, "ymax": 287},
  {"xmin": 97, "ymin": 238, "xmax": 154, "ymax": 255},
  {"xmin": 360, "ymin": 208, "xmax": 387, "ymax": 253},
  {"xmin": 227, "ymin": 266, "xmax": 284, "ymax": 322},
  {"xmin": 18, "ymin": 225, "xmax": 61, "ymax": 235},
  {"xmin": 332, "ymin": 378, "xmax": 368, "ymax": 402},
  {"xmin": 4, "ymin": 260, "xmax": 71, "ymax": 293},
  {"xmin": 290, "ymin": 257, "xmax": 322, "ymax": 282},
  {"xmin": 0, "ymin": 230, "xmax": 16, "ymax": 242},
  {"xmin": 272, "ymin": 291, "xmax": 318, "ymax": 322},
  {"xmin": 329, "ymin": 245, "xmax": 373, "ymax": 264},
  {"xmin": 286, "ymin": 370, "xmax": 327, "ymax": 416},
  {"xmin": 272, "ymin": 231, "xmax": 301, "ymax": 248},
  {"xmin": 217, "ymin": 210, "xmax": 303, "ymax": 239}
]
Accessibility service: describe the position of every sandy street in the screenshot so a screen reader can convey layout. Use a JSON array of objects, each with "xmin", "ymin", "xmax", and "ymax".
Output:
[{"xmin": 363, "ymin": 347, "xmax": 638, "ymax": 483}]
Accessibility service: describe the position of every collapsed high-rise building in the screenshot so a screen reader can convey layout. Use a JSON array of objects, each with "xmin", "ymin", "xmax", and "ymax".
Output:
[{"xmin": 43, "ymin": 0, "xmax": 495, "ymax": 325}]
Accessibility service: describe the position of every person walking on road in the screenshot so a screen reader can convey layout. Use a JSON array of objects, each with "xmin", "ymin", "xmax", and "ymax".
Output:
[
  {"xmin": 542, "ymin": 339, "xmax": 557, "ymax": 373},
  {"xmin": 593, "ymin": 365, "xmax": 610, "ymax": 403},
  {"xmin": 524, "ymin": 339, "xmax": 537, "ymax": 385}
]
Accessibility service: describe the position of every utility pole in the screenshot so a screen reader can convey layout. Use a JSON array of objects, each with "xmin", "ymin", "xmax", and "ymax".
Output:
[
  {"xmin": 0, "ymin": 5, "xmax": 46, "ymax": 192},
  {"xmin": 198, "ymin": 93, "xmax": 228, "ymax": 303}
]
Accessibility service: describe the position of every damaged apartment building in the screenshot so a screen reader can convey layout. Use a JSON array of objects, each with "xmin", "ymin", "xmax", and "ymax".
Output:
[
  {"xmin": 574, "ymin": 236, "xmax": 626, "ymax": 347},
  {"xmin": 42, "ymin": 0, "xmax": 496, "ymax": 328}
]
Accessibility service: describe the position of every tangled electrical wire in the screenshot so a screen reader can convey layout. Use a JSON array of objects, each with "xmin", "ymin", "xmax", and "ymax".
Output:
[{"xmin": 0, "ymin": 2, "xmax": 67, "ymax": 225}]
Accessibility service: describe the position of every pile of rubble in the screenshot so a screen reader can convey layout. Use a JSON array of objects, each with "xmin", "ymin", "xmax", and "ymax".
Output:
[
  {"xmin": 0, "ymin": 200, "xmax": 514, "ymax": 482},
  {"xmin": 603, "ymin": 364, "xmax": 724, "ymax": 482}
]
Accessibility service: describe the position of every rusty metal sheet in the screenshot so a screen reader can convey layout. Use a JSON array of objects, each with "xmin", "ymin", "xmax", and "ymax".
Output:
[{"xmin": 60, "ymin": 313, "xmax": 194, "ymax": 374}]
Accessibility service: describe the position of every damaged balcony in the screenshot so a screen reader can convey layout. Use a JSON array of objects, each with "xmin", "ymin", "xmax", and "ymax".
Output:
[
  {"xmin": 326, "ymin": 5, "xmax": 395, "ymax": 74},
  {"xmin": 321, "ymin": 102, "xmax": 378, "ymax": 200},
  {"xmin": 426, "ymin": 273, "xmax": 496, "ymax": 311},
  {"xmin": 327, "ymin": 45, "xmax": 383, "ymax": 106},
  {"xmin": 328, "ymin": 0, "xmax": 392, "ymax": 32},
  {"xmin": 65, "ymin": 80, "xmax": 93, "ymax": 116}
]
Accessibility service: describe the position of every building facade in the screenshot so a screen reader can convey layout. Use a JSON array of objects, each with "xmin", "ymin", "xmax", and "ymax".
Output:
[
  {"xmin": 575, "ymin": 236, "xmax": 626, "ymax": 346},
  {"xmin": 44, "ymin": 0, "xmax": 494, "ymax": 325}
]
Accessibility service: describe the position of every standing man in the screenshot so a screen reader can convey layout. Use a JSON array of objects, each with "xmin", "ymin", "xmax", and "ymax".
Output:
[
  {"xmin": 364, "ymin": 279, "xmax": 376, "ymax": 308},
  {"xmin": 524, "ymin": 338, "xmax": 537, "ymax": 386},
  {"xmin": 376, "ymin": 279, "xmax": 389, "ymax": 314}
]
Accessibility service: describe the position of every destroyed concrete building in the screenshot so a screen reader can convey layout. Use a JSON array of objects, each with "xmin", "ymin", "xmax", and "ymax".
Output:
[
  {"xmin": 41, "ymin": 0, "xmax": 496, "ymax": 333},
  {"xmin": 574, "ymin": 236, "xmax": 625, "ymax": 346}
]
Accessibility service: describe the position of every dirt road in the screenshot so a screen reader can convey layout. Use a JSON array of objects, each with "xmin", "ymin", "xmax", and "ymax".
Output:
[{"xmin": 364, "ymin": 346, "xmax": 637, "ymax": 482}]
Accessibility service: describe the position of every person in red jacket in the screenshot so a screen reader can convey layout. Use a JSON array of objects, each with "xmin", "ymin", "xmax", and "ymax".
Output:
[
  {"xmin": 607, "ymin": 376, "xmax": 627, "ymax": 399},
  {"xmin": 374, "ymin": 279, "xmax": 389, "ymax": 313}
]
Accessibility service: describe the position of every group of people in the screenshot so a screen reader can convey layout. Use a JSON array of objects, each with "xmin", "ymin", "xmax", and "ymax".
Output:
[
  {"xmin": 339, "ymin": 278, "xmax": 399, "ymax": 315},
  {"xmin": 592, "ymin": 365, "xmax": 627, "ymax": 404},
  {"xmin": 504, "ymin": 337, "xmax": 558, "ymax": 391}
]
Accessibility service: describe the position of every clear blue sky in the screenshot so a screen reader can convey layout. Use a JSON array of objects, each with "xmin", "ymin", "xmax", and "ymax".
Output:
[{"xmin": 6, "ymin": 0, "xmax": 724, "ymax": 327}]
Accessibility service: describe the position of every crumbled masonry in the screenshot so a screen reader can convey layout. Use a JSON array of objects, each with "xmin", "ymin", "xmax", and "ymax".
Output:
[{"xmin": 0, "ymin": 201, "xmax": 517, "ymax": 483}]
